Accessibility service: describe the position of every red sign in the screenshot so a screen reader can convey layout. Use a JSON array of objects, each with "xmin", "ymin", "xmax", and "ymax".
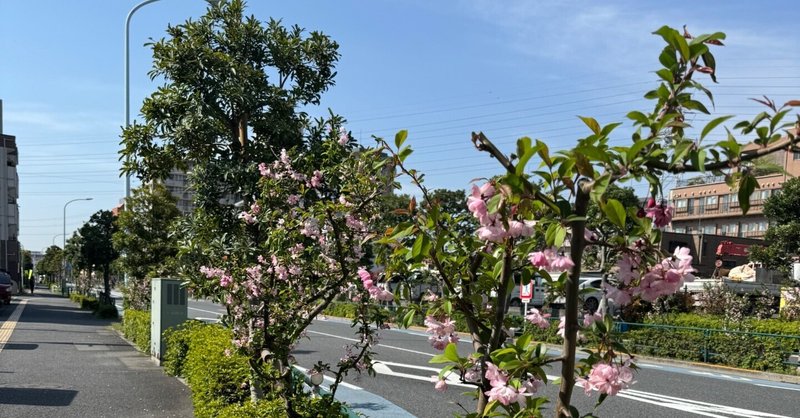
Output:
[{"xmin": 520, "ymin": 283, "xmax": 533, "ymax": 303}]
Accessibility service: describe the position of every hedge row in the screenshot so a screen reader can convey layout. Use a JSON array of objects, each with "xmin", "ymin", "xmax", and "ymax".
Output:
[
  {"xmin": 163, "ymin": 321, "xmax": 349, "ymax": 418},
  {"xmin": 69, "ymin": 294, "xmax": 119, "ymax": 319},
  {"xmin": 122, "ymin": 309, "xmax": 151, "ymax": 353},
  {"xmin": 323, "ymin": 302, "xmax": 800, "ymax": 374}
]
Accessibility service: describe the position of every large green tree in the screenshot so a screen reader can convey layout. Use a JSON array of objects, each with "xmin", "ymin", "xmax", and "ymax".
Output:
[
  {"xmin": 750, "ymin": 177, "xmax": 800, "ymax": 277},
  {"xmin": 119, "ymin": 0, "xmax": 342, "ymax": 294},
  {"xmin": 77, "ymin": 210, "xmax": 119, "ymax": 300},
  {"xmin": 35, "ymin": 245, "xmax": 63, "ymax": 283},
  {"xmin": 113, "ymin": 184, "xmax": 182, "ymax": 310}
]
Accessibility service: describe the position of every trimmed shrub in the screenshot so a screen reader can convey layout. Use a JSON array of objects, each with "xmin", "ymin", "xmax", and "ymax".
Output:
[
  {"xmin": 163, "ymin": 321, "xmax": 350, "ymax": 417},
  {"xmin": 122, "ymin": 309, "xmax": 151, "ymax": 353}
]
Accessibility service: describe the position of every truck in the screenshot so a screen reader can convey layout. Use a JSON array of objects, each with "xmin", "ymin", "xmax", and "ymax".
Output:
[{"xmin": 682, "ymin": 241, "xmax": 788, "ymax": 298}]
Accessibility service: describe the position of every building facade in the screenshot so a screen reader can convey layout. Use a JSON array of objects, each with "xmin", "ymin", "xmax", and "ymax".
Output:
[
  {"xmin": 0, "ymin": 133, "xmax": 20, "ymax": 286},
  {"xmin": 163, "ymin": 168, "xmax": 194, "ymax": 215},
  {"xmin": 669, "ymin": 144, "xmax": 800, "ymax": 239}
]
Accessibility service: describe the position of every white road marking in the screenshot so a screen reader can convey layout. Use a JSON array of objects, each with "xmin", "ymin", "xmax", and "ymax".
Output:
[
  {"xmin": 188, "ymin": 306, "xmax": 224, "ymax": 316},
  {"xmin": 372, "ymin": 361, "xmax": 474, "ymax": 388},
  {"xmin": 754, "ymin": 383, "xmax": 800, "ymax": 392},
  {"xmin": 293, "ymin": 365, "xmax": 362, "ymax": 390},
  {"xmin": 307, "ymin": 330, "xmax": 436, "ymax": 357},
  {"xmin": 194, "ymin": 317, "xmax": 221, "ymax": 323}
]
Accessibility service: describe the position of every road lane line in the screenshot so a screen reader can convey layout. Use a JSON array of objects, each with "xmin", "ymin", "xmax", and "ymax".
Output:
[
  {"xmin": 0, "ymin": 300, "xmax": 28, "ymax": 354},
  {"xmin": 293, "ymin": 365, "xmax": 362, "ymax": 390},
  {"xmin": 307, "ymin": 330, "xmax": 436, "ymax": 357},
  {"xmin": 188, "ymin": 306, "xmax": 224, "ymax": 316},
  {"xmin": 309, "ymin": 326, "xmax": 794, "ymax": 417},
  {"xmin": 754, "ymin": 383, "xmax": 800, "ymax": 392}
]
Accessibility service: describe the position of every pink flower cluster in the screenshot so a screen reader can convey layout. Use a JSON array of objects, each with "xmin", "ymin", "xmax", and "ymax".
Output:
[
  {"xmin": 644, "ymin": 198, "xmax": 673, "ymax": 228},
  {"xmin": 424, "ymin": 316, "xmax": 459, "ymax": 350},
  {"xmin": 578, "ymin": 360, "xmax": 635, "ymax": 396},
  {"xmin": 528, "ymin": 248, "xmax": 574, "ymax": 273},
  {"xmin": 358, "ymin": 268, "xmax": 393, "ymax": 302},
  {"xmin": 604, "ymin": 247, "xmax": 695, "ymax": 304},
  {"xmin": 483, "ymin": 362, "xmax": 542, "ymax": 406},
  {"xmin": 524, "ymin": 308, "xmax": 550, "ymax": 329},
  {"xmin": 467, "ymin": 182, "xmax": 533, "ymax": 243}
]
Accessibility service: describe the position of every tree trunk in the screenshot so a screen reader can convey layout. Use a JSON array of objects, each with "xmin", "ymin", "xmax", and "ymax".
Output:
[
  {"xmin": 103, "ymin": 264, "xmax": 111, "ymax": 301},
  {"xmin": 555, "ymin": 186, "xmax": 590, "ymax": 418}
]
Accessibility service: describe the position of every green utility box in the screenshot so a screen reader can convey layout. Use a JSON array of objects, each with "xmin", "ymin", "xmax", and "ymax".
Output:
[{"xmin": 150, "ymin": 278, "xmax": 187, "ymax": 364}]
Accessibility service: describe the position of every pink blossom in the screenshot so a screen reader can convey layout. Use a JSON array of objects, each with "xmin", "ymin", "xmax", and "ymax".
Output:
[
  {"xmin": 431, "ymin": 375, "xmax": 448, "ymax": 392},
  {"xmin": 338, "ymin": 132, "xmax": 349, "ymax": 146},
  {"xmin": 528, "ymin": 251, "xmax": 549, "ymax": 268},
  {"xmin": 550, "ymin": 255, "xmax": 574, "ymax": 273},
  {"xmin": 484, "ymin": 362, "xmax": 507, "ymax": 387},
  {"xmin": 280, "ymin": 149, "xmax": 291, "ymax": 166},
  {"xmin": 422, "ymin": 291, "xmax": 439, "ymax": 302},
  {"xmin": 425, "ymin": 316, "xmax": 459, "ymax": 350},
  {"xmin": 617, "ymin": 253, "xmax": 640, "ymax": 285},
  {"xmin": 238, "ymin": 211, "xmax": 256, "ymax": 224},
  {"xmin": 581, "ymin": 361, "xmax": 635, "ymax": 396},
  {"xmin": 525, "ymin": 308, "xmax": 551, "ymax": 329},
  {"xmin": 603, "ymin": 283, "xmax": 632, "ymax": 305},
  {"xmin": 309, "ymin": 170, "xmax": 323, "ymax": 188},
  {"xmin": 258, "ymin": 162, "xmax": 270, "ymax": 177},
  {"xmin": 250, "ymin": 202, "xmax": 261, "ymax": 214},
  {"xmin": 287, "ymin": 194, "xmax": 301, "ymax": 205},
  {"xmin": 645, "ymin": 203, "xmax": 673, "ymax": 228},
  {"xmin": 219, "ymin": 274, "xmax": 233, "ymax": 288},
  {"xmin": 522, "ymin": 377, "xmax": 544, "ymax": 394},
  {"xmin": 485, "ymin": 384, "xmax": 518, "ymax": 406},
  {"xmin": 583, "ymin": 311, "xmax": 603, "ymax": 327},
  {"xmin": 584, "ymin": 228, "xmax": 599, "ymax": 243},
  {"xmin": 200, "ymin": 266, "xmax": 225, "ymax": 279},
  {"xmin": 479, "ymin": 182, "xmax": 496, "ymax": 198},
  {"xmin": 477, "ymin": 225, "xmax": 506, "ymax": 243},
  {"xmin": 508, "ymin": 220, "xmax": 533, "ymax": 238},
  {"xmin": 557, "ymin": 316, "xmax": 566, "ymax": 339}
]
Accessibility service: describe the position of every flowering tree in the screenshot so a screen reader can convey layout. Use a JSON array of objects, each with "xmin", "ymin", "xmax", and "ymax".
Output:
[
  {"xmin": 377, "ymin": 26, "xmax": 799, "ymax": 417},
  {"xmin": 197, "ymin": 122, "xmax": 393, "ymax": 415}
]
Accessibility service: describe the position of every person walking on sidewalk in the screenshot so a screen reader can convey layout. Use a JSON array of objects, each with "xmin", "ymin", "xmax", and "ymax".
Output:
[{"xmin": 29, "ymin": 277, "xmax": 35, "ymax": 294}]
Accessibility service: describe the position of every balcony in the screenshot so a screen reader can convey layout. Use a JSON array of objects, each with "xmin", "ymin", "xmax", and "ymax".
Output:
[{"xmin": 673, "ymin": 199, "xmax": 765, "ymax": 219}]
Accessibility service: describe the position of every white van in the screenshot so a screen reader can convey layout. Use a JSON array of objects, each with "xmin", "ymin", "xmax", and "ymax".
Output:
[{"xmin": 508, "ymin": 274, "xmax": 547, "ymax": 309}]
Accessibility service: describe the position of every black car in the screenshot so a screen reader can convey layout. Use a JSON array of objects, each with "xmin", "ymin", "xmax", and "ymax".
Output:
[{"xmin": 0, "ymin": 272, "xmax": 12, "ymax": 305}]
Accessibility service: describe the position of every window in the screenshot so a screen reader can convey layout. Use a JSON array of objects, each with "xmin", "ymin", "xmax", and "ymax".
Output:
[
  {"xmin": 673, "ymin": 227, "xmax": 686, "ymax": 233},
  {"xmin": 729, "ymin": 223, "xmax": 737, "ymax": 234},
  {"xmin": 703, "ymin": 225, "xmax": 716, "ymax": 234},
  {"xmin": 759, "ymin": 221, "xmax": 767, "ymax": 231},
  {"xmin": 759, "ymin": 190, "xmax": 770, "ymax": 201},
  {"xmin": 706, "ymin": 195, "xmax": 718, "ymax": 205},
  {"xmin": 730, "ymin": 193, "xmax": 739, "ymax": 207},
  {"xmin": 794, "ymin": 151, "xmax": 800, "ymax": 160},
  {"xmin": 676, "ymin": 199, "xmax": 687, "ymax": 209}
]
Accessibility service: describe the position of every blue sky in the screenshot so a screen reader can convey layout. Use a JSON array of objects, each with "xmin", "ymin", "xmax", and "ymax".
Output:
[{"xmin": 1, "ymin": 0, "xmax": 798, "ymax": 252}]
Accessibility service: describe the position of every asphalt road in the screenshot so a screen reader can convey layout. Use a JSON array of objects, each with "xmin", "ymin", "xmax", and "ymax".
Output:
[{"xmin": 124, "ymin": 297, "xmax": 800, "ymax": 418}]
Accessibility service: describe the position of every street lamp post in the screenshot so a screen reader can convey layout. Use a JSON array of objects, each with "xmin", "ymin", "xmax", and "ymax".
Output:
[
  {"xmin": 63, "ymin": 198, "xmax": 93, "ymax": 295},
  {"xmin": 125, "ymin": 0, "xmax": 161, "ymax": 203}
]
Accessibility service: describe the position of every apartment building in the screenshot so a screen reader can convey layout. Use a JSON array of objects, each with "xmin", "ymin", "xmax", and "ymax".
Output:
[
  {"xmin": 0, "ymin": 133, "xmax": 20, "ymax": 286},
  {"xmin": 163, "ymin": 168, "xmax": 195, "ymax": 215},
  {"xmin": 669, "ymin": 142, "xmax": 800, "ymax": 239}
]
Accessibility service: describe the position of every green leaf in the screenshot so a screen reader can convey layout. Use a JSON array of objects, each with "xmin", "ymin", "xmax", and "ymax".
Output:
[
  {"xmin": 578, "ymin": 116, "xmax": 601, "ymax": 135},
  {"xmin": 516, "ymin": 333, "xmax": 532, "ymax": 350},
  {"xmin": 626, "ymin": 111, "xmax": 650, "ymax": 126},
  {"xmin": 515, "ymin": 137, "xmax": 537, "ymax": 175},
  {"xmin": 655, "ymin": 68, "xmax": 673, "ymax": 83},
  {"xmin": 738, "ymin": 174, "xmax": 759, "ymax": 215},
  {"xmin": 429, "ymin": 354, "xmax": 451, "ymax": 364},
  {"xmin": 658, "ymin": 46, "xmax": 677, "ymax": 69},
  {"xmin": 409, "ymin": 234, "xmax": 430, "ymax": 260},
  {"xmin": 388, "ymin": 224, "xmax": 415, "ymax": 241},
  {"xmin": 394, "ymin": 130, "xmax": 408, "ymax": 148},
  {"xmin": 590, "ymin": 174, "xmax": 610, "ymax": 203},
  {"xmin": 402, "ymin": 309, "xmax": 415, "ymax": 328},
  {"xmin": 554, "ymin": 225, "xmax": 567, "ymax": 247},
  {"xmin": 690, "ymin": 149, "xmax": 707, "ymax": 172},
  {"xmin": 443, "ymin": 343, "xmax": 460, "ymax": 362},
  {"xmin": 398, "ymin": 146, "xmax": 413, "ymax": 162},
  {"xmin": 683, "ymin": 100, "xmax": 710, "ymax": 114},
  {"xmin": 536, "ymin": 139, "xmax": 552, "ymax": 167},
  {"xmin": 600, "ymin": 122, "xmax": 622, "ymax": 137},
  {"xmin": 700, "ymin": 115, "xmax": 734, "ymax": 140},
  {"xmin": 601, "ymin": 199, "xmax": 626, "ymax": 229},
  {"xmin": 701, "ymin": 52, "xmax": 717, "ymax": 82}
]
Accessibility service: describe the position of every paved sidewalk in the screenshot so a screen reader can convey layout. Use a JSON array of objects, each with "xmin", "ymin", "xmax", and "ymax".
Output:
[{"xmin": 0, "ymin": 289, "xmax": 193, "ymax": 418}]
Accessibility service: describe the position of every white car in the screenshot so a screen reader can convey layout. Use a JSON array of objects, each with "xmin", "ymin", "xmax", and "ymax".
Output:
[{"xmin": 552, "ymin": 276, "xmax": 609, "ymax": 314}]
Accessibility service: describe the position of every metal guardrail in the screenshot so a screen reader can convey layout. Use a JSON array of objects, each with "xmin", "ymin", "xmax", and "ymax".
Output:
[{"xmin": 613, "ymin": 321, "xmax": 800, "ymax": 372}]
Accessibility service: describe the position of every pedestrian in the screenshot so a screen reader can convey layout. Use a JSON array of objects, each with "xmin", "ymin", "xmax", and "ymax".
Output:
[{"xmin": 29, "ymin": 276, "xmax": 35, "ymax": 294}]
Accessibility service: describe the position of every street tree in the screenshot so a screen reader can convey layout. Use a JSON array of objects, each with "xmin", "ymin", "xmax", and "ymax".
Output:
[
  {"xmin": 113, "ymin": 184, "xmax": 182, "ymax": 310},
  {"xmin": 377, "ymin": 26, "xmax": 800, "ymax": 417},
  {"xmin": 35, "ymin": 245, "xmax": 63, "ymax": 283},
  {"xmin": 120, "ymin": 0, "xmax": 339, "ymax": 243},
  {"xmin": 584, "ymin": 185, "xmax": 640, "ymax": 270},
  {"xmin": 750, "ymin": 177, "xmax": 800, "ymax": 277},
  {"xmin": 77, "ymin": 210, "xmax": 119, "ymax": 300}
]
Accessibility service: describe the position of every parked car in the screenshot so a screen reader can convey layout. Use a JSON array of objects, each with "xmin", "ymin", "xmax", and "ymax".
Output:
[
  {"xmin": 551, "ymin": 276, "xmax": 609, "ymax": 314},
  {"xmin": 0, "ymin": 272, "xmax": 13, "ymax": 305}
]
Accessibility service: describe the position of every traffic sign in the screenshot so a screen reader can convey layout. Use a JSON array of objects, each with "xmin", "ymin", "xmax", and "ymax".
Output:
[{"xmin": 520, "ymin": 283, "xmax": 533, "ymax": 303}]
